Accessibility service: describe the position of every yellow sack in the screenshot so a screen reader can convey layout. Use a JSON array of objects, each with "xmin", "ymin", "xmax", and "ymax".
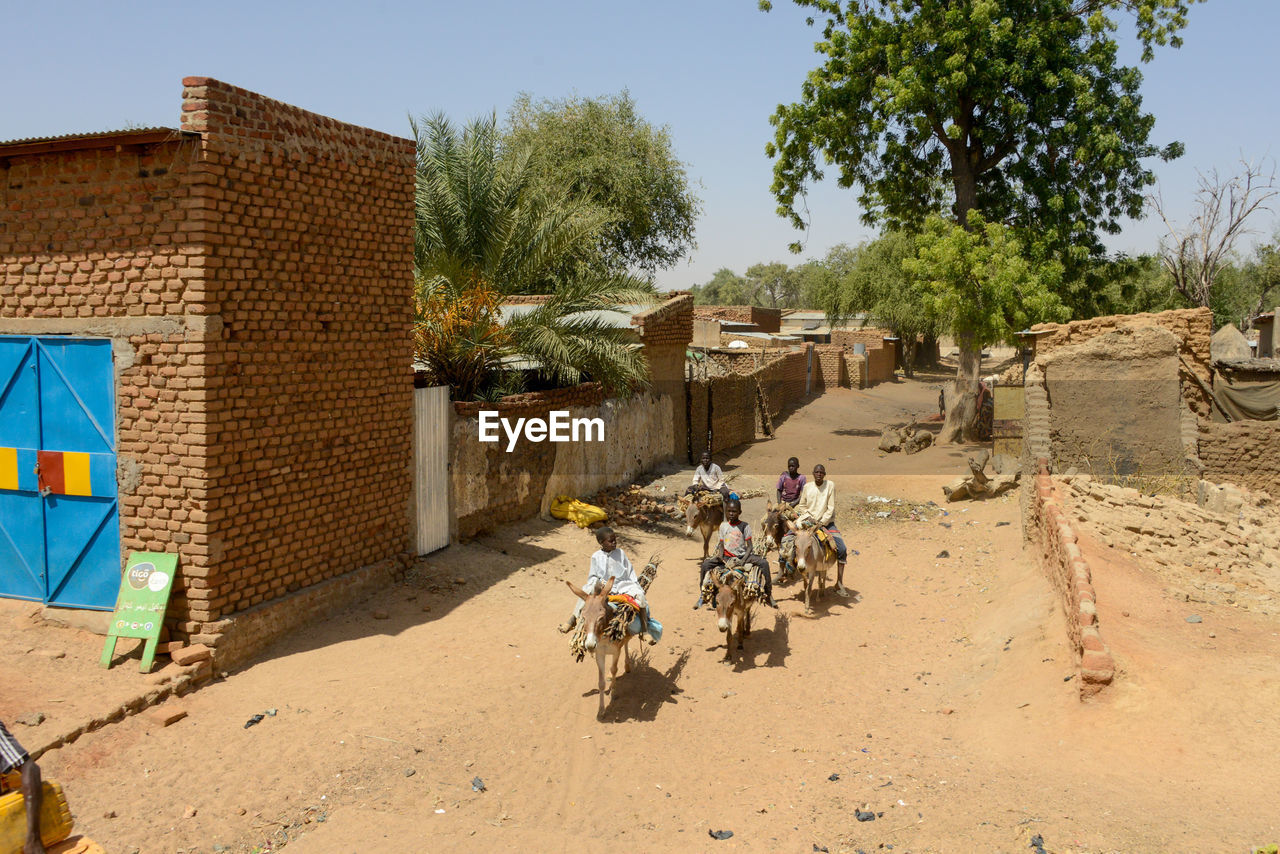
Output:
[{"xmin": 550, "ymin": 495, "xmax": 608, "ymax": 528}]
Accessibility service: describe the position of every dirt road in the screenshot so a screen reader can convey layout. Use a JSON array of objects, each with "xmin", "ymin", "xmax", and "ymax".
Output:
[{"xmin": 12, "ymin": 377, "xmax": 1280, "ymax": 852}]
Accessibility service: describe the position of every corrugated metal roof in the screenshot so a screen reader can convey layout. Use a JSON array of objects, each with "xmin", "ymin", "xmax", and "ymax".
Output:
[
  {"xmin": 498, "ymin": 303, "xmax": 646, "ymax": 329},
  {"xmin": 0, "ymin": 127, "xmax": 196, "ymax": 158}
]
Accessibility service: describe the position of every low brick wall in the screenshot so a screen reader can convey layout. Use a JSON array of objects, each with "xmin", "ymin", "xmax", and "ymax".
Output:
[
  {"xmin": 813, "ymin": 344, "xmax": 847, "ymax": 389},
  {"xmin": 1027, "ymin": 463, "xmax": 1116, "ymax": 695},
  {"xmin": 1199, "ymin": 420, "xmax": 1280, "ymax": 495}
]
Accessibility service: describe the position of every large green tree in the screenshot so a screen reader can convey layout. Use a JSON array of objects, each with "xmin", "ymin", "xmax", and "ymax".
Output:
[
  {"xmin": 762, "ymin": 0, "xmax": 1197, "ymax": 429},
  {"xmin": 504, "ymin": 91, "xmax": 702, "ymax": 278},
  {"xmin": 413, "ymin": 113, "xmax": 654, "ymax": 401},
  {"xmin": 906, "ymin": 214, "xmax": 1069, "ymax": 438}
]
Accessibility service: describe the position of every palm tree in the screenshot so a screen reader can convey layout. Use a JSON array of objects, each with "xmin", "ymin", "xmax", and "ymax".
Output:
[{"xmin": 412, "ymin": 113, "xmax": 655, "ymax": 400}]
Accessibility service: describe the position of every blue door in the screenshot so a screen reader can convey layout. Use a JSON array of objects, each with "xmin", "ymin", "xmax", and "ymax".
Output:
[{"xmin": 0, "ymin": 337, "xmax": 120, "ymax": 610}]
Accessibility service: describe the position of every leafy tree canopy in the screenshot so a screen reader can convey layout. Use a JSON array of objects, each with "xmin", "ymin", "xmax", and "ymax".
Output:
[
  {"xmin": 413, "ymin": 113, "xmax": 654, "ymax": 400},
  {"xmin": 504, "ymin": 91, "xmax": 702, "ymax": 278},
  {"xmin": 763, "ymin": 0, "xmax": 1197, "ymax": 261},
  {"xmin": 905, "ymin": 213, "xmax": 1070, "ymax": 352}
]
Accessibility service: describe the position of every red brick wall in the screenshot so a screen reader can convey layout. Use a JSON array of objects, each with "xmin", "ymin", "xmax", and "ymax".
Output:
[
  {"xmin": 1027, "ymin": 468, "xmax": 1116, "ymax": 695},
  {"xmin": 177, "ymin": 78, "xmax": 415, "ymax": 625},
  {"xmin": 0, "ymin": 136, "xmax": 212, "ymax": 598}
]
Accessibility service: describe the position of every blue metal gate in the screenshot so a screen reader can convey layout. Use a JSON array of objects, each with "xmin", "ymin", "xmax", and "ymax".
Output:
[{"xmin": 0, "ymin": 336, "xmax": 120, "ymax": 610}]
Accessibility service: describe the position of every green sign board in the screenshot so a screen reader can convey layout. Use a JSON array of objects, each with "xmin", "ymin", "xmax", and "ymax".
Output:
[{"xmin": 99, "ymin": 552, "xmax": 178, "ymax": 673}]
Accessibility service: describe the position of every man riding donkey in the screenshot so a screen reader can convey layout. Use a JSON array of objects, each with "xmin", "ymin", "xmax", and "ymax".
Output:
[
  {"xmin": 684, "ymin": 450, "xmax": 732, "ymax": 503},
  {"xmin": 695, "ymin": 497, "xmax": 778, "ymax": 610},
  {"xmin": 559, "ymin": 526, "xmax": 659, "ymax": 644},
  {"xmin": 793, "ymin": 464, "xmax": 851, "ymax": 597}
]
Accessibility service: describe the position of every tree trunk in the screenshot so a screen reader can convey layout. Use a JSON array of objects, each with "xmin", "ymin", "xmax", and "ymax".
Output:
[
  {"xmin": 940, "ymin": 331, "xmax": 983, "ymax": 444},
  {"xmin": 902, "ymin": 338, "xmax": 916, "ymax": 378}
]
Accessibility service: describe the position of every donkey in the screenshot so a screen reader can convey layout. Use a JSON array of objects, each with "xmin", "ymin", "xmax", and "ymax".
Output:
[
  {"xmin": 710, "ymin": 567, "xmax": 754, "ymax": 664},
  {"xmin": 684, "ymin": 496, "xmax": 724, "ymax": 560},
  {"xmin": 758, "ymin": 502, "xmax": 797, "ymax": 582},
  {"xmin": 792, "ymin": 526, "xmax": 836, "ymax": 615},
  {"xmin": 567, "ymin": 576, "xmax": 636, "ymax": 719}
]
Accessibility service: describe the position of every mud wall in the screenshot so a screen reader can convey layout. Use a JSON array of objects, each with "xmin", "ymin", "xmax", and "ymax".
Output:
[
  {"xmin": 1040, "ymin": 325, "xmax": 1191, "ymax": 481},
  {"xmin": 1032, "ymin": 308, "xmax": 1213, "ymax": 420},
  {"xmin": 1199, "ymin": 420, "xmax": 1280, "ymax": 495}
]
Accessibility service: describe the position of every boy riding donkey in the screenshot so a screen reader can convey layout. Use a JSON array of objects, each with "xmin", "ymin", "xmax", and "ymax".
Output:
[
  {"xmin": 559, "ymin": 527, "xmax": 659, "ymax": 644},
  {"xmin": 696, "ymin": 497, "xmax": 778, "ymax": 610},
  {"xmin": 793, "ymin": 464, "xmax": 851, "ymax": 597}
]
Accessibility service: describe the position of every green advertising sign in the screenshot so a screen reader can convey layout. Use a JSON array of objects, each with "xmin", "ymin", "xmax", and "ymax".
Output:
[{"xmin": 99, "ymin": 552, "xmax": 178, "ymax": 673}]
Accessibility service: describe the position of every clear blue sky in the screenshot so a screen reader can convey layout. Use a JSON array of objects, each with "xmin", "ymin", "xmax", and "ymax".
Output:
[{"xmin": 4, "ymin": 1, "xmax": 1276, "ymax": 291}]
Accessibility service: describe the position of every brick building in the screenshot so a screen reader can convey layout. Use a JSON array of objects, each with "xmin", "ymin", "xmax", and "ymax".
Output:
[{"xmin": 0, "ymin": 78, "xmax": 415, "ymax": 662}]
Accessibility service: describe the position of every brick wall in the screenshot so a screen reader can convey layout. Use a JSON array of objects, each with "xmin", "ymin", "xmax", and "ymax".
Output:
[
  {"xmin": 687, "ymin": 348, "xmax": 810, "ymax": 457},
  {"xmin": 174, "ymin": 78, "xmax": 416, "ymax": 630},
  {"xmin": 1027, "ymin": 467, "xmax": 1116, "ymax": 695},
  {"xmin": 635, "ymin": 293, "xmax": 692, "ymax": 457},
  {"xmin": 1199, "ymin": 420, "xmax": 1280, "ymax": 495},
  {"xmin": 692, "ymin": 305, "xmax": 781, "ymax": 332},
  {"xmin": 1, "ymin": 136, "xmax": 211, "ymax": 600},
  {"xmin": 813, "ymin": 344, "xmax": 848, "ymax": 389},
  {"xmin": 865, "ymin": 343, "xmax": 895, "ymax": 386}
]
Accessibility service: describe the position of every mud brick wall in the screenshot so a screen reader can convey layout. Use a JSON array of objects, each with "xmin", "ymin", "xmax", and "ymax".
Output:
[
  {"xmin": 1032, "ymin": 308, "xmax": 1213, "ymax": 419},
  {"xmin": 688, "ymin": 349, "xmax": 810, "ymax": 456},
  {"xmin": 865, "ymin": 342, "xmax": 895, "ymax": 386},
  {"xmin": 813, "ymin": 344, "xmax": 848, "ymax": 389},
  {"xmin": 1199, "ymin": 420, "xmax": 1280, "ymax": 495},
  {"xmin": 178, "ymin": 78, "xmax": 415, "ymax": 624},
  {"xmin": 847, "ymin": 354, "xmax": 866, "ymax": 389},
  {"xmin": 0, "ymin": 137, "xmax": 220, "ymax": 604},
  {"xmin": 634, "ymin": 293, "xmax": 692, "ymax": 457},
  {"xmin": 1027, "ymin": 467, "xmax": 1116, "ymax": 695},
  {"xmin": 693, "ymin": 305, "xmax": 781, "ymax": 332},
  {"xmin": 829, "ymin": 328, "xmax": 890, "ymax": 349}
]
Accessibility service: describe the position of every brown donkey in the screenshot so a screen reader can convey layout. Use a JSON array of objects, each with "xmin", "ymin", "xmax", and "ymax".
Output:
[
  {"xmin": 683, "ymin": 496, "xmax": 724, "ymax": 560},
  {"xmin": 709, "ymin": 567, "xmax": 754, "ymax": 664}
]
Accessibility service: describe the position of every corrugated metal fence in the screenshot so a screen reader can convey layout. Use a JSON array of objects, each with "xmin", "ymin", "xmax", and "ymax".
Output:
[{"xmin": 413, "ymin": 385, "xmax": 450, "ymax": 555}]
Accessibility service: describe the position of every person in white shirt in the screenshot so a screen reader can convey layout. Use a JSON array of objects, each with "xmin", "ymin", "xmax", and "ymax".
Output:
[
  {"xmin": 558, "ymin": 527, "xmax": 655, "ymax": 642},
  {"xmin": 685, "ymin": 450, "xmax": 732, "ymax": 501},
  {"xmin": 794, "ymin": 464, "xmax": 850, "ymax": 596}
]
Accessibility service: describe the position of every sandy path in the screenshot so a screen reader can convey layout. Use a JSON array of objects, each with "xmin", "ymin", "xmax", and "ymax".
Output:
[{"xmin": 19, "ymin": 378, "xmax": 1280, "ymax": 852}]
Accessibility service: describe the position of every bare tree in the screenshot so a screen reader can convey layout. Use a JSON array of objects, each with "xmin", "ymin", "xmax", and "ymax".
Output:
[{"xmin": 1149, "ymin": 158, "xmax": 1279, "ymax": 308}]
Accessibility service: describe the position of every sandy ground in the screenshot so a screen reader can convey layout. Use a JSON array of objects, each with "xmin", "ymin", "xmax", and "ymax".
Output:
[{"xmin": 5, "ymin": 371, "xmax": 1280, "ymax": 853}]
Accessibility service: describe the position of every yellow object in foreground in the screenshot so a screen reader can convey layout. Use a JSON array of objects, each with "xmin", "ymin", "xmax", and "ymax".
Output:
[
  {"xmin": 549, "ymin": 495, "xmax": 607, "ymax": 528},
  {"xmin": 0, "ymin": 780, "xmax": 74, "ymax": 854}
]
